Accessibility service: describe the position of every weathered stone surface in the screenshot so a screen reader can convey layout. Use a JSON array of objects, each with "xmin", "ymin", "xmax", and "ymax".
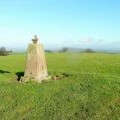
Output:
[{"xmin": 23, "ymin": 35, "xmax": 48, "ymax": 82}]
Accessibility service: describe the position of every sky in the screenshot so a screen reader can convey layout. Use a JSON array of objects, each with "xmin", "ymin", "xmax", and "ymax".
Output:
[{"xmin": 0, "ymin": 0, "xmax": 120, "ymax": 51}]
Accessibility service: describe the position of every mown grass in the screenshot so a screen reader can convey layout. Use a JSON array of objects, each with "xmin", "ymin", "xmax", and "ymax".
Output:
[{"xmin": 0, "ymin": 53, "xmax": 120, "ymax": 120}]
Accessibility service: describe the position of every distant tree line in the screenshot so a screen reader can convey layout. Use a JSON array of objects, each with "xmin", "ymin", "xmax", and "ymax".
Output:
[
  {"xmin": 45, "ymin": 47, "xmax": 95, "ymax": 53},
  {"xmin": 45, "ymin": 50, "xmax": 53, "ymax": 53},
  {"xmin": 59, "ymin": 47, "xmax": 95, "ymax": 53},
  {"xmin": 0, "ymin": 47, "xmax": 12, "ymax": 56}
]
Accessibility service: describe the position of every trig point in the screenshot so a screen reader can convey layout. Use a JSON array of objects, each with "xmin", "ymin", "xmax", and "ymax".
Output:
[{"xmin": 23, "ymin": 35, "xmax": 48, "ymax": 82}]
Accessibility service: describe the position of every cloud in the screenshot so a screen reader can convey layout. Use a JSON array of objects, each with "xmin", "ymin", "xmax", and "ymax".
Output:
[
  {"xmin": 61, "ymin": 37, "xmax": 105, "ymax": 47},
  {"xmin": 79, "ymin": 37, "xmax": 105, "ymax": 44},
  {"xmin": 97, "ymin": 39, "xmax": 104, "ymax": 42},
  {"xmin": 79, "ymin": 37, "xmax": 94, "ymax": 44},
  {"xmin": 58, "ymin": 37, "xmax": 107, "ymax": 49},
  {"xmin": 62, "ymin": 39, "xmax": 74, "ymax": 44},
  {"xmin": 113, "ymin": 41, "xmax": 120, "ymax": 44}
]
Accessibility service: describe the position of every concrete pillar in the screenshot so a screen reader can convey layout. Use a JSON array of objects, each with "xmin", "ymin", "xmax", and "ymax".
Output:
[{"xmin": 23, "ymin": 35, "xmax": 48, "ymax": 82}]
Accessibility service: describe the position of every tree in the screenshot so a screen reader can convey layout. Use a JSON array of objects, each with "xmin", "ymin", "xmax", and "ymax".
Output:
[
  {"xmin": 85, "ymin": 48, "xmax": 94, "ymax": 53},
  {"xmin": 59, "ymin": 47, "xmax": 69, "ymax": 52},
  {"xmin": 0, "ymin": 47, "xmax": 11, "ymax": 56},
  {"xmin": 45, "ymin": 50, "xmax": 53, "ymax": 53}
]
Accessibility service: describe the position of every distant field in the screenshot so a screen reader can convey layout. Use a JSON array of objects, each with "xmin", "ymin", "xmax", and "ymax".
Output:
[{"xmin": 0, "ymin": 53, "xmax": 120, "ymax": 120}]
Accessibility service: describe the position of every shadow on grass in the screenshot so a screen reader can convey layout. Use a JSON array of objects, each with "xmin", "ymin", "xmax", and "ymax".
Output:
[
  {"xmin": 16, "ymin": 72, "xmax": 24, "ymax": 81},
  {"xmin": 0, "ymin": 70, "xmax": 10, "ymax": 74}
]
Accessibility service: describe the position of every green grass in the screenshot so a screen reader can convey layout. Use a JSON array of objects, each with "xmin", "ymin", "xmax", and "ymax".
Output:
[{"xmin": 0, "ymin": 53, "xmax": 120, "ymax": 120}]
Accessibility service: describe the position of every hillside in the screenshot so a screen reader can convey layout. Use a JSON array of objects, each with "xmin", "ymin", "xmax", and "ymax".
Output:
[{"xmin": 0, "ymin": 53, "xmax": 120, "ymax": 120}]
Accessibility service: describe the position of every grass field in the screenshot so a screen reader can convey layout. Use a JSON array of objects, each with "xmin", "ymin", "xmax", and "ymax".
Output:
[{"xmin": 0, "ymin": 53, "xmax": 120, "ymax": 120}]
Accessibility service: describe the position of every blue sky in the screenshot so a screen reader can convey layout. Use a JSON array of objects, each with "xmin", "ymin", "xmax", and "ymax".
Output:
[{"xmin": 0, "ymin": 0, "xmax": 120, "ymax": 51}]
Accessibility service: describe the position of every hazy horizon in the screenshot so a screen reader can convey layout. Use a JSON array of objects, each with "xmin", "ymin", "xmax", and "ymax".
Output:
[{"xmin": 0, "ymin": 0, "xmax": 120, "ymax": 51}]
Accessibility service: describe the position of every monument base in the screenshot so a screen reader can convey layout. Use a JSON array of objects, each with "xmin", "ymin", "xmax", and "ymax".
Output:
[{"xmin": 20, "ymin": 75, "xmax": 51, "ymax": 83}]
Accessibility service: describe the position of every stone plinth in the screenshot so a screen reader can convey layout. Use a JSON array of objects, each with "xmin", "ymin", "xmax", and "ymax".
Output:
[{"xmin": 23, "ymin": 35, "xmax": 48, "ymax": 82}]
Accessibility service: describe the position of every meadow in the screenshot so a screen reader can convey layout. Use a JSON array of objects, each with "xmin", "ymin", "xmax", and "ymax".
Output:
[{"xmin": 0, "ymin": 53, "xmax": 120, "ymax": 120}]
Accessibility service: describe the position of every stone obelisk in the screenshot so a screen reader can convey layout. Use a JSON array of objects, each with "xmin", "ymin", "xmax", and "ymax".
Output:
[{"xmin": 23, "ymin": 35, "xmax": 48, "ymax": 82}]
